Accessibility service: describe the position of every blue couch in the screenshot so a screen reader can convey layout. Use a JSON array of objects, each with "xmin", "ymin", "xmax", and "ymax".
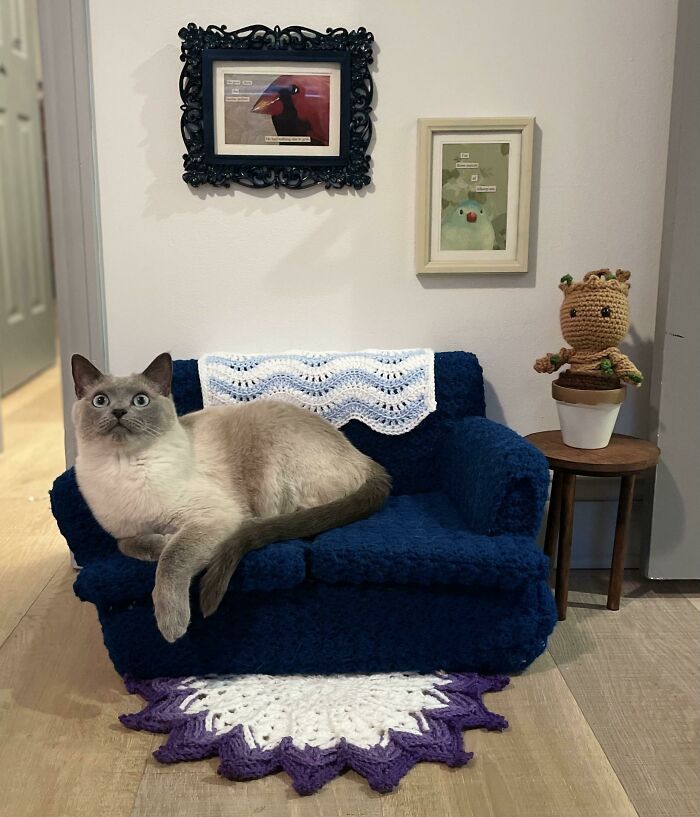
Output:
[{"xmin": 50, "ymin": 352, "xmax": 556, "ymax": 678}]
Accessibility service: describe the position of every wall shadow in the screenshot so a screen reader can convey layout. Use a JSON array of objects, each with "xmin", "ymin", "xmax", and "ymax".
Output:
[{"xmin": 483, "ymin": 378, "xmax": 507, "ymax": 424}]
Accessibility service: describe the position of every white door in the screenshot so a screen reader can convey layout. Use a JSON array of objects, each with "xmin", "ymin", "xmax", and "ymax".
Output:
[{"xmin": 0, "ymin": 0, "xmax": 54, "ymax": 394}]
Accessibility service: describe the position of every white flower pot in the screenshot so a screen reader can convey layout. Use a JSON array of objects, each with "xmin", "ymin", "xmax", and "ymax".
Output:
[{"xmin": 552, "ymin": 380, "xmax": 625, "ymax": 449}]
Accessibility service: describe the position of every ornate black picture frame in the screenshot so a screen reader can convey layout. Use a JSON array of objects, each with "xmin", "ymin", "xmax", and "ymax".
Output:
[{"xmin": 178, "ymin": 24, "xmax": 375, "ymax": 190}]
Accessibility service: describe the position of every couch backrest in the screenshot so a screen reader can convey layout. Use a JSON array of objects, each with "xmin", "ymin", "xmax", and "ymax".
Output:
[{"xmin": 172, "ymin": 351, "xmax": 485, "ymax": 494}]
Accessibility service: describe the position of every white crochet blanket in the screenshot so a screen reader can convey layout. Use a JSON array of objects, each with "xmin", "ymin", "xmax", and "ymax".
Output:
[{"xmin": 198, "ymin": 349, "xmax": 436, "ymax": 435}]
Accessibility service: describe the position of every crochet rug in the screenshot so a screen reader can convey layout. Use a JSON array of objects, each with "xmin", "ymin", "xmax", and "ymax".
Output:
[
  {"xmin": 198, "ymin": 349, "xmax": 436, "ymax": 435},
  {"xmin": 121, "ymin": 672, "xmax": 509, "ymax": 795}
]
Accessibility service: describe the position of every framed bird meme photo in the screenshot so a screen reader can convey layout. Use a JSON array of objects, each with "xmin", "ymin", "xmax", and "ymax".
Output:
[
  {"xmin": 178, "ymin": 24, "xmax": 374, "ymax": 190},
  {"xmin": 415, "ymin": 117, "xmax": 534, "ymax": 274}
]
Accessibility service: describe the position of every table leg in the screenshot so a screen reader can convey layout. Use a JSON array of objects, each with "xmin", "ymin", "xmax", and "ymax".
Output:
[
  {"xmin": 555, "ymin": 472, "xmax": 576, "ymax": 621},
  {"xmin": 607, "ymin": 474, "xmax": 636, "ymax": 611},
  {"xmin": 544, "ymin": 470, "xmax": 563, "ymax": 564}
]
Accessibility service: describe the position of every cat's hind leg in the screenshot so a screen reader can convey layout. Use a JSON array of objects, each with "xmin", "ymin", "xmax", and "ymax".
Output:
[{"xmin": 118, "ymin": 534, "xmax": 169, "ymax": 562}]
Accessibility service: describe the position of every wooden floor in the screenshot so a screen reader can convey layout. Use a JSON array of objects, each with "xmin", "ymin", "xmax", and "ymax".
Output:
[{"xmin": 0, "ymin": 364, "xmax": 698, "ymax": 817}]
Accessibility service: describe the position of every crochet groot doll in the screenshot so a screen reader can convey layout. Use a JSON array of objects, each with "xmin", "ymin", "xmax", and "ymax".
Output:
[{"xmin": 534, "ymin": 269, "xmax": 643, "ymax": 388}]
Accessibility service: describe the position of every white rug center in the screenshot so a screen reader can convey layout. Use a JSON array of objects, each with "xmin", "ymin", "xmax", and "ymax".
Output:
[{"xmin": 179, "ymin": 672, "xmax": 451, "ymax": 750}]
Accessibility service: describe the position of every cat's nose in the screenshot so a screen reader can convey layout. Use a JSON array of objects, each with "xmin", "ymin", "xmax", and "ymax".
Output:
[{"xmin": 112, "ymin": 408, "xmax": 127, "ymax": 419}]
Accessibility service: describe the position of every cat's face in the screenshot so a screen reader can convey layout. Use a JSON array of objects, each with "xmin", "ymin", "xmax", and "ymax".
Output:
[{"xmin": 71, "ymin": 353, "xmax": 177, "ymax": 450}]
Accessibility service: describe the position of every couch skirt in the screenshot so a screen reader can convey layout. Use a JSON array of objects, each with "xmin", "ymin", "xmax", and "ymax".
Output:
[{"xmin": 84, "ymin": 579, "xmax": 557, "ymax": 678}]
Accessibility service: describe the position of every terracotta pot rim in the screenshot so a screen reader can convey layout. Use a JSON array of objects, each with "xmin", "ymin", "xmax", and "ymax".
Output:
[{"xmin": 552, "ymin": 379, "xmax": 626, "ymax": 406}]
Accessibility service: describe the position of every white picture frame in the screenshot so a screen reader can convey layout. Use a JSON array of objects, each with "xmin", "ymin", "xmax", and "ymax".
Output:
[{"xmin": 416, "ymin": 117, "xmax": 534, "ymax": 274}]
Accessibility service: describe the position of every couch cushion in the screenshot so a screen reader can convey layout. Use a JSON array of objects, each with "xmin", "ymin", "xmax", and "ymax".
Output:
[
  {"xmin": 74, "ymin": 493, "xmax": 548, "ymax": 607},
  {"xmin": 74, "ymin": 539, "xmax": 307, "ymax": 606},
  {"xmin": 309, "ymin": 492, "xmax": 549, "ymax": 590}
]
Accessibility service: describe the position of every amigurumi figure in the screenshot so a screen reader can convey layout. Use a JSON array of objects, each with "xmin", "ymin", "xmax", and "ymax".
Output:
[{"xmin": 534, "ymin": 269, "xmax": 643, "ymax": 386}]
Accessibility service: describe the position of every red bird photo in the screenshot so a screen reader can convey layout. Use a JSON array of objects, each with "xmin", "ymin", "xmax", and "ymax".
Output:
[{"xmin": 223, "ymin": 71, "xmax": 332, "ymax": 149}]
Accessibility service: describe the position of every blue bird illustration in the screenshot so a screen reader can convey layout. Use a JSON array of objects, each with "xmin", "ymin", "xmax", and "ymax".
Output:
[{"xmin": 441, "ymin": 199, "xmax": 496, "ymax": 251}]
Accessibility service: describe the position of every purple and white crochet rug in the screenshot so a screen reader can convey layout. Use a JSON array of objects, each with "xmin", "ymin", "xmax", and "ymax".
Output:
[{"xmin": 121, "ymin": 671, "xmax": 509, "ymax": 795}]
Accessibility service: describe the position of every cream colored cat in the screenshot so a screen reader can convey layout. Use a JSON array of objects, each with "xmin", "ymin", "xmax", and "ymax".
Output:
[{"xmin": 71, "ymin": 353, "xmax": 390, "ymax": 642}]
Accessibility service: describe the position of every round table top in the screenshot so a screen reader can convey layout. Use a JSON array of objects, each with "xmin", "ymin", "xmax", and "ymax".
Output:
[{"xmin": 525, "ymin": 431, "xmax": 660, "ymax": 475}]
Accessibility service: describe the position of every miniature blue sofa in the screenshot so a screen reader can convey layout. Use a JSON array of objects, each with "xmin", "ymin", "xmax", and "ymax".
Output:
[{"xmin": 50, "ymin": 352, "xmax": 556, "ymax": 678}]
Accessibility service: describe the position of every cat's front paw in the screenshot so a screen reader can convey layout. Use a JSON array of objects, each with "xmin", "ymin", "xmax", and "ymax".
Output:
[{"xmin": 152, "ymin": 582, "xmax": 190, "ymax": 643}]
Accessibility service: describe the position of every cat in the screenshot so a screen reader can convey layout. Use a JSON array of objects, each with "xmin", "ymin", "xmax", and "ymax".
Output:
[{"xmin": 71, "ymin": 352, "xmax": 390, "ymax": 642}]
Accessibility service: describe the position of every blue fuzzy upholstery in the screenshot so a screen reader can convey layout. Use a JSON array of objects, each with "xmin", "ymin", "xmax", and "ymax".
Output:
[
  {"xmin": 83, "ymin": 583, "xmax": 555, "ymax": 678},
  {"xmin": 341, "ymin": 352, "xmax": 485, "ymax": 495},
  {"xmin": 171, "ymin": 358, "xmax": 203, "ymax": 415},
  {"xmin": 309, "ymin": 493, "xmax": 549, "ymax": 589},
  {"xmin": 51, "ymin": 468, "xmax": 116, "ymax": 567},
  {"xmin": 75, "ymin": 540, "xmax": 308, "ymax": 605},
  {"xmin": 440, "ymin": 417, "xmax": 551, "ymax": 537},
  {"xmin": 50, "ymin": 351, "xmax": 556, "ymax": 677}
]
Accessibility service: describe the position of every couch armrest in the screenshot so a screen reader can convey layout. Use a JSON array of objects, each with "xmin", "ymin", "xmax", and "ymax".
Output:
[
  {"xmin": 439, "ymin": 417, "xmax": 549, "ymax": 537},
  {"xmin": 50, "ymin": 468, "xmax": 117, "ymax": 565}
]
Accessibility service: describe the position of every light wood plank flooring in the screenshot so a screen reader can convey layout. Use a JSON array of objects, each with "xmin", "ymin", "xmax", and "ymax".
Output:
[{"xmin": 0, "ymin": 364, "xmax": 698, "ymax": 817}]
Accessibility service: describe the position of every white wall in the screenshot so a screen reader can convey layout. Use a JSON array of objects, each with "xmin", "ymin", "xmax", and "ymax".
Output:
[{"xmin": 88, "ymin": 0, "xmax": 678, "ymax": 564}]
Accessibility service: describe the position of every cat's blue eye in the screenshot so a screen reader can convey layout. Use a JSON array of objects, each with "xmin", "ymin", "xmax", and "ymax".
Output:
[
  {"xmin": 92, "ymin": 393, "xmax": 109, "ymax": 408},
  {"xmin": 132, "ymin": 393, "xmax": 150, "ymax": 407}
]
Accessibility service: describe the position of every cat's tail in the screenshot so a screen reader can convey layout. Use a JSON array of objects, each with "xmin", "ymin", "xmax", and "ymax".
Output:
[{"xmin": 198, "ymin": 462, "xmax": 391, "ymax": 618}]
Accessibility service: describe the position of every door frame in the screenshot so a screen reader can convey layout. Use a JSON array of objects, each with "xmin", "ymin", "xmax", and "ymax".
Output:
[
  {"xmin": 645, "ymin": 0, "xmax": 699, "ymax": 579},
  {"xmin": 37, "ymin": 0, "xmax": 106, "ymax": 464}
]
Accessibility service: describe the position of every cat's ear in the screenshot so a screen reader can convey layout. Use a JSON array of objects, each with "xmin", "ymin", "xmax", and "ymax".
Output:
[
  {"xmin": 71, "ymin": 354, "xmax": 103, "ymax": 398},
  {"xmin": 142, "ymin": 352, "xmax": 172, "ymax": 396}
]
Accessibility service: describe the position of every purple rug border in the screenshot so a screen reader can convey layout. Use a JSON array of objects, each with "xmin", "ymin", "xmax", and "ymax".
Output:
[{"xmin": 120, "ymin": 672, "xmax": 509, "ymax": 795}]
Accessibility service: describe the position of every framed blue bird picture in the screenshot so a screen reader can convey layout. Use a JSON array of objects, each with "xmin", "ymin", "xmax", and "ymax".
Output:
[{"xmin": 416, "ymin": 117, "xmax": 534, "ymax": 273}]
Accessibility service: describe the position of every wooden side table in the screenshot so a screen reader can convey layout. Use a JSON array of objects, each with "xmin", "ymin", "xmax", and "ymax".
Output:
[{"xmin": 525, "ymin": 431, "xmax": 660, "ymax": 620}]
